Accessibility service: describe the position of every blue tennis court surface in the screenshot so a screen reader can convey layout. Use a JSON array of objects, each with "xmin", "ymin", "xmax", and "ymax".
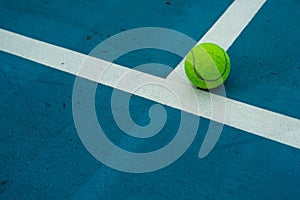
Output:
[{"xmin": 1, "ymin": 0, "xmax": 300, "ymax": 199}]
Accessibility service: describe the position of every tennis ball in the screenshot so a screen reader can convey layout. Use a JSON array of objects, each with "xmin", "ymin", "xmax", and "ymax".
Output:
[{"xmin": 184, "ymin": 43, "xmax": 230, "ymax": 89}]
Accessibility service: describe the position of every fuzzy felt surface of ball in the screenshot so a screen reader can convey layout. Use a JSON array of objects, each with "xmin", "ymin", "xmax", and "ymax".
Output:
[{"xmin": 184, "ymin": 43, "xmax": 230, "ymax": 89}]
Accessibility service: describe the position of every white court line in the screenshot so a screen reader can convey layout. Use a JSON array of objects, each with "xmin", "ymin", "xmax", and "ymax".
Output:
[
  {"xmin": 167, "ymin": 0, "xmax": 267, "ymax": 81},
  {"xmin": 0, "ymin": 28, "xmax": 300, "ymax": 150}
]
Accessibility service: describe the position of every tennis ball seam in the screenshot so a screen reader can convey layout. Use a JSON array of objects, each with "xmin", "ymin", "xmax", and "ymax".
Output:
[{"xmin": 190, "ymin": 48, "xmax": 229, "ymax": 82}]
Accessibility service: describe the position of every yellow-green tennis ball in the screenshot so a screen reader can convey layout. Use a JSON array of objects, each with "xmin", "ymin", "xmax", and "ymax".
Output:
[{"xmin": 184, "ymin": 43, "xmax": 230, "ymax": 89}]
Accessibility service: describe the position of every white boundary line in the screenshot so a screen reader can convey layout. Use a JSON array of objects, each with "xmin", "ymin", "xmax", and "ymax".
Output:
[
  {"xmin": 167, "ymin": 0, "xmax": 267, "ymax": 81},
  {"xmin": 200, "ymin": 0, "xmax": 267, "ymax": 50},
  {"xmin": 0, "ymin": 28, "xmax": 300, "ymax": 150}
]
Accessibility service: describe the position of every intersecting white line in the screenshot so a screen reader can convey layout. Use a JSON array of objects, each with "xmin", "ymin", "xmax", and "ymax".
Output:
[
  {"xmin": 167, "ymin": 0, "xmax": 267, "ymax": 81},
  {"xmin": 0, "ymin": 28, "xmax": 300, "ymax": 150},
  {"xmin": 200, "ymin": 0, "xmax": 267, "ymax": 50}
]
